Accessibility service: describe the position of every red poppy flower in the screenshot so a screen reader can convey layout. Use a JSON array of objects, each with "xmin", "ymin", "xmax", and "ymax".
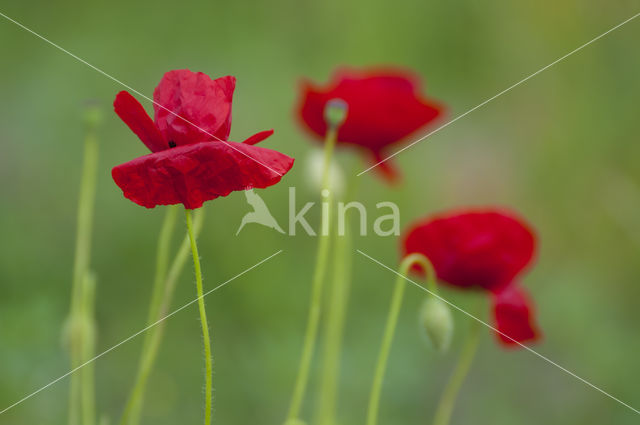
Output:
[
  {"xmin": 297, "ymin": 67, "xmax": 443, "ymax": 182},
  {"xmin": 402, "ymin": 209, "xmax": 541, "ymax": 346},
  {"xmin": 112, "ymin": 69, "xmax": 294, "ymax": 209}
]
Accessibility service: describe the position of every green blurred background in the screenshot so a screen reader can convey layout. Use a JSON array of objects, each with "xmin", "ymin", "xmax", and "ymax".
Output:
[{"xmin": 1, "ymin": 1, "xmax": 639, "ymax": 424}]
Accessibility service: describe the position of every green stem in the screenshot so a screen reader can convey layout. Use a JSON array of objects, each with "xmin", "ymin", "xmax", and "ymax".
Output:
[
  {"xmin": 287, "ymin": 127, "xmax": 338, "ymax": 422},
  {"xmin": 316, "ymin": 226, "xmax": 350, "ymax": 425},
  {"xmin": 186, "ymin": 209, "xmax": 213, "ymax": 425},
  {"xmin": 316, "ymin": 163, "xmax": 359, "ymax": 425},
  {"xmin": 81, "ymin": 271, "xmax": 97, "ymax": 425},
  {"xmin": 119, "ymin": 205, "xmax": 179, "ymax": 425},
  {"xmin": 69, "ymin": 106, "xmax": 100, "ymax": 425},
  {"xmin": 366, "ymin": 254, "xmax": 436, "ymax": 425},
  {"xmin": 432, "ymin": 317, "xmax": 481, "ymax": 425}
]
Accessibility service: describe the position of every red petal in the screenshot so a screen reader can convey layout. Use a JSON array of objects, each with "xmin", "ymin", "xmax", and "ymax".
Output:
[
  {"xmin": 370, "ymin": 151, "xmax": 401, "ymax": 184},
  {"xmin": 153, "ymin": 70, "xmax": 235, "ymax": 147},
  {"xmin": 114, "ymin": 91, "xmax": 166, "ymax": 152},
  {"xmin": 243, "ymin": 129, "xmax": 274, "ymax": 145},
  {"xmin": 402, "ymin": 209, "xmax": 536, "ymax": 291},
  {"xmin": 297, "ymin": 67, "xmax": 443, "ymax": 155},
  {"xmin": 112, "ymin": 141, "xmax": 294, "ymax": 209},
  {"xmin": 491, "ymin": 285, "xmax": 541, "ymax": 347}
]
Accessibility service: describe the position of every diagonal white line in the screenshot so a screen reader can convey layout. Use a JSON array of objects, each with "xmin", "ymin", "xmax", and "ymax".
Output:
[
  {"xmin": 358, "ymin": 11, "xmax": 640, "ymax": 177},
  {"xmin": 0, "ymin": 249, "xmax": 283, "ymax": 416},
  {"xmin": 0, "ymin": 11, "xmax": 284, "ymax": 177},
  {"xmin": 356, "ymin": 249, "xmax": 640, "ymax": 415}
]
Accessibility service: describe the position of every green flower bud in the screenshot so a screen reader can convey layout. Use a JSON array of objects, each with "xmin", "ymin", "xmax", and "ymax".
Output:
[
  {"xmin": 83, "ymin": 101, "xmax": 103, "ymax": 129},
  {"xmin": 420, "ymin": 296, "xmax": 454, "ymax": 353},
  {"xmin": 324, "ymin": 98, "xmax": 348, "ymax": 128}
]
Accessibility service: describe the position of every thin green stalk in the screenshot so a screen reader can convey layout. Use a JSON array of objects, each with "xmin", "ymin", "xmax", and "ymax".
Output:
[
  {"xmin": 81, "ymin": 271, "xmax": 97, "ymax": 425},
  {"xmin": 316, "ymin": 163, "xmax": 359, "ymax": 425},
  {"xmin": 287, "ymin": 126, "xmax": 338, "ymax": 422},
  {"xmin": 367, "ymin": 254, "xmax": 436, "ymax": 425},
  {"xmin": 186, "ymin": 209, "xmax": 213, "ymax": 425},
  {"xmin": 68, "ymin": 105, "xmax": 100, "ymax": 425},
  {"xmin": 119, "ymin": 205, "xmax": 179, "ymax": 425},
  {"xmin": 432, "ymin": 317, "xmax": 481, "ymax": 425},
  {"xmin": 316, "ymin": 224, "xmax": 351, "ymax": 425}
]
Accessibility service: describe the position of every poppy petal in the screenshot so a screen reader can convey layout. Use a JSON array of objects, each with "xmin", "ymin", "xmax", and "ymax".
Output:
[
  {"xmin": 297, "ymin": 67, "xmax": 443, "ymax": 154},
  {"xmin": 370, "ymin": 151, "xmax": 401, "ymax": 184},
  {"xmin": 403, "ymin": 210, "xmax": 536, "ymax": 291},
  {"xmin": 114, "ymin": 91, "xmax": 166, "ymax": 152},
  {"xmin": 112, "ymin": 141, "xmax": 294, "ymax": 209},
  {"xmin": 153, "ymin": 70, "xmax": 236, "ymax": 147},
  {"xmin": 243, "ymin": 129, "xmax": 274, "ymax": 145},
  {"xmin": 491, "ymin": 285, "xmax": 541, "ymax": 346}
]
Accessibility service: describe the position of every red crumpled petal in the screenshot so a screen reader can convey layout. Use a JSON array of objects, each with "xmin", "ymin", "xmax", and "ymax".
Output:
[
  {"xmin": 491, "ymin": 285, "xmax": 541, "ymax": 347},
  {"xmin": 243, "ymin": 129, "xmax": 274, "ymax": 145},
  {"xmin": 153, "ymin": 70, "xmax": 235, "ymax": 147},
  {"xmin": 402, "ymin": 209, "xmax": 536, "ymax": 291},
  {"xmin": 114, "ymin": 91, "xmax": 166, "ymax": 152},
  {"xmin": 297, "ymin": 67, "xmax": 443, "ymax": 153},
  {"xmin": 112, "ymin": 141, "xmax": 294, "ymax": 209}
]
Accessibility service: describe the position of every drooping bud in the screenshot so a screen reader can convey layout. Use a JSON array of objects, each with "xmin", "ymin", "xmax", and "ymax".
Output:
[
  {"xmin": 420, "ymin": 296, "xmax": 454, "ymax": 353},
  {"xmin": 323, "ymin": 98, "xmax": 348, "ymax": 129}
]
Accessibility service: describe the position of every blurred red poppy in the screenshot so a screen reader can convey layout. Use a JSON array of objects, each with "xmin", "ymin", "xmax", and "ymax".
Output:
[
  {"xmin": 112, "ymin": 70, "xmax": 294, "ymax": 209},
  {"xmin": 297, "ymin": 67, "xmax": 443, "ymax": 182},
  {"xmin": 403, "ymin": 209, "xmax": 541, "ymax": 346}
]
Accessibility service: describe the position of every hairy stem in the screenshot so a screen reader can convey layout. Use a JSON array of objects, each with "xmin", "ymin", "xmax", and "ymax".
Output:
[{"xmin": 186, "ymin": 209, "xmax": 213, "ymax": 425}]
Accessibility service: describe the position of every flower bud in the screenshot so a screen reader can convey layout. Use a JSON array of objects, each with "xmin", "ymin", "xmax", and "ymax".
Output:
[
  {"xmin": 420, "ymin": 297, "xmax": 453, "ymax": 353},
  {"xmin": 83, "ymin": 101, "xmax": 103, "ymax": 129},
  {"xmin": 324, "ymin": 98, "xmax": 348, "ymax": 128}
]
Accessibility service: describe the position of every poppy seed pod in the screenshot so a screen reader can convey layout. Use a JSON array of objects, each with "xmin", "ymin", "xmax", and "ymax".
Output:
[
  {"xmin": 324, "ymin": 98, "xmax": 348, "ymax": 129},
  {"xmin": 420, "ymin": 296, "xmax": 454, "ymax": 353}
]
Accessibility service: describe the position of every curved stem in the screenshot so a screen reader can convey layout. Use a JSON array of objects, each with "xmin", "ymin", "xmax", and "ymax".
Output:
[
  {"xmin": 287, "ymin": 127, "xmax": 338, "ymax": 422},
  {"xmin": 366, "ymin": 253, "xmax": 436, "ymax": 425},
  {"xmin": 432, "ymin": 317, "xmax": 481, "ymax": 425},
  {"xmin": 186, "ymin": 209, "xmax": 213, "ymax": 425},
  {"xmin": 119, "ymin": 206, "xmax": 179, "ymax": 425}
]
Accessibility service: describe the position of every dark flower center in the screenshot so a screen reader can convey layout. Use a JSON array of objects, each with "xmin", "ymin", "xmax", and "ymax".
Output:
[{"xmin": 168, "ymin": 140, "xmax": 176, "ymax": 148}]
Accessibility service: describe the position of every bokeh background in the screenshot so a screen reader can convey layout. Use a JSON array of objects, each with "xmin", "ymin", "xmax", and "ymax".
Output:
[{"xmin": 1, "ymin": 1, "xmax": 639, "ymax": 424}]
